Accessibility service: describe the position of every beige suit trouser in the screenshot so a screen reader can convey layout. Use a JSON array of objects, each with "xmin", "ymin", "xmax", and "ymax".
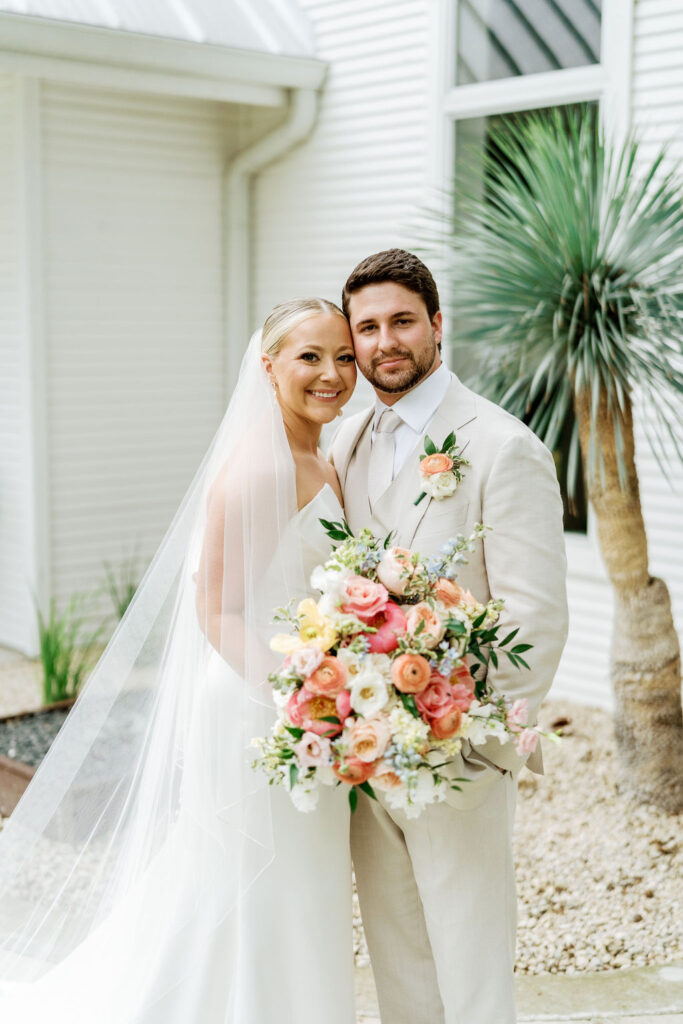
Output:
[{"xmin": 352, "ymin": 771, "xmax": 518, "ymax": 1024}]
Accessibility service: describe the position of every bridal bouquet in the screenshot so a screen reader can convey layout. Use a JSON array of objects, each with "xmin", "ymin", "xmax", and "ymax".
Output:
[{"xmin": 252, "ymin": 521, "xmax": 542, "ymax": 817}]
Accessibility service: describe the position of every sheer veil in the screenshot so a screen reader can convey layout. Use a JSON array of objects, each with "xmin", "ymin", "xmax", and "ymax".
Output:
[{"xmin": 0, "ymin": 331, "xmax": 309, "ymax": 1018}]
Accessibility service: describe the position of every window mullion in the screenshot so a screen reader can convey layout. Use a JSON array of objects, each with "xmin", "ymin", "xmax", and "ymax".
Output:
[{"xmin": 445, "ymin": 64, "xmax": 606, "ymax": 120}]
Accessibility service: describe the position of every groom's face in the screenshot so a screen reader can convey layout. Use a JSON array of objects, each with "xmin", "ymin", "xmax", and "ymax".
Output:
[{"xmin": 347, "ymin": 282, "xmax": 442, "ymax": 398}]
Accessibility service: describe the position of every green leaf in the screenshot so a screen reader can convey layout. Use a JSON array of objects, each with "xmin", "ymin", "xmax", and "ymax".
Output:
[
  {"xmin": 289, "ymin": 762, "xmax": 299, "ymax": 789},
  {"xmin": 511, "ymin": 643, "xmax": 533, "ymax": 653},
  {"xmin": 498, "ymin": 627, "xmax": 520, "ymax": 647},
  {"xmin": 489, "ymin": 648, "xmax": 498, "ymax": 669},
  {"xmin": 349, "ymin": 787, "xmax": 358, "ymax": 813},
  {"xmin": 441, "ymin": 431, "xmax": 456, "ymax": 451},
  {"xmin": 320, "ymin": 715, "xmax": 341, "ymax": 724},
  {"xmin": 399, "ymin": 693, "xmax": 420, "ymax": 718},
  {"xmin": 414, "ymin": 491, "xmax": 427, "ymax": 506},
  {"xmin": 424, "ymin": 435, "xmax": 437, "ymax": 455},
  {"xmin": 284, "ymin": 725, "xmax": 305, "ymax": 739},
  {"xmin": 359, "ymin": 781, "xmax": 377, "ymax": 801}
]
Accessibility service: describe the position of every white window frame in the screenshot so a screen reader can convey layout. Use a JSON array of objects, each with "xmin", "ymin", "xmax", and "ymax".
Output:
[{"xmin": 428, "ymin": 0, "xmax": 635, "ymax": 580}]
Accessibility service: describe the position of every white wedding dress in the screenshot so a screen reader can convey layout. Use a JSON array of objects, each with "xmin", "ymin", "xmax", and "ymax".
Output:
[{"xmin": 0, "ymin": 484, "xmax": 356, "ymax": 1024}]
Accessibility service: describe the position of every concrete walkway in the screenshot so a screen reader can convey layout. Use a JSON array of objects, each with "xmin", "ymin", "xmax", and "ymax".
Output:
[{"xmin": 356, "ymin": 962, "xmax": 683, "ymax": 1023}]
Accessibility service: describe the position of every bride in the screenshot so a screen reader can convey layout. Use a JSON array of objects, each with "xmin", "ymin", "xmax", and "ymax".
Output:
[{"xmin": 0, "ymin": 298, "xmax": 358, "ymax": 1022}]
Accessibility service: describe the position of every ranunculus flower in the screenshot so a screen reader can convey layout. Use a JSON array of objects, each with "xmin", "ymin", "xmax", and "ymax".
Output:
[
  {"xmin": 507, "ymin": 698, "xmax": 529, "ymax": 732},
  {"xmin": 422, "ymin": 472, "xmax": 458, "ymax": 500},
  {"xmin": 349, "ymin": 670, "xmax": 389, "ymax": 717},
  {"xmin": 287, "ymin": 690, "xmax": 342, "ymax": 737},
  {"xmin": 450, "ymin": 683, "xmax": 475, "ymax": 712},
  {"xmin": 420, "ymin": 453, "xmax": 454, "ymax": 476},
  {"xmin": 376, "ymin": 547, "xmax": 414, "ymax": 596},
  {"xmin": 336, "ymin": 688, "xmax": 352, "ymax": 723},
  {"xmin": 430, "ymin": 703, "xmax": 463, "ymax": 739},
  {"xmin": 365, "ymin": 602, "xmax": 407, "ymax": 653},
  {"xmin": 434, "ymin": 579, "xmax": 477, "ymax": 609},
  {"xmin": 341, "ymin": 576, "xmax": 389, "ymax": 623},
  {"xmin": 450, "ymin": 662, "xmax": 475, "ymax": 693},
  {"xmin": 289, "ymin": 646, "xmax": 324, "ymax": 679},
  {"xmin": 332, "ymin": 757, "xmax": 376, "ymax": 785},
  {"xmin": 348, "ymin": 717, "xmax": 391, "ymax": 763},
  {"xmin": 416, "ymin": 674, "xmax": 453, "ymax": 719},
  {"xmin": 405, "ymin": 602, "xmax": 446, "ymax": 648},
  {"xmin": 391, "ymin": 652, "xmax": 431, "ymax": 694},
  {"xmin": 294, "ymin": 731, "xmax": 332, "ymax": 770},
  {"xmin": 515, "ymin": 728, "xmax": 539, "ymax": 756},
  {"xmin": 303, "ymin": 655, "xmax": 347, "ymax": 697},
  {"xmin": 372, "ymin": 760, "xmax": 403, "ymax": 790}
]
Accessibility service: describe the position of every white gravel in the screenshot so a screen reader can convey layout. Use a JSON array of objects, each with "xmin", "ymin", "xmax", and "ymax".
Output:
[{"xmin": 2, "ymin": 654, "xmax": 681, "ymax": 976}]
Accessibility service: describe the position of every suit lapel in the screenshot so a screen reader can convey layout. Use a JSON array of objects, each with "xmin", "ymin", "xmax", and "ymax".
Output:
[
  {"xmin": 373, "ymin": 375, "xmax": 478, "ymax": 547},
  {"xmin": 336, "ymin": 407, "xmax": 374, "ymax": 492}
]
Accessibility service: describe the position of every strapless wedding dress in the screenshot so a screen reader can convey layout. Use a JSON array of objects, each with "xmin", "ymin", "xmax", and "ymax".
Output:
[{"xmin": 0, "ymin": 484, "xmax": 356, "ymax": 1024}]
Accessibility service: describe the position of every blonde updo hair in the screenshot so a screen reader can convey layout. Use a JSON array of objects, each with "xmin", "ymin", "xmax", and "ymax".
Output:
[{"xmin": 261, "ymin": 297, "xmax": 347, "ymax": 357}]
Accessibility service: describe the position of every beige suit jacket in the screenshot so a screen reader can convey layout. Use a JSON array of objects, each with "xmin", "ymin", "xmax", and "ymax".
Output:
[{"xmin": 330, "ymin": 372, "xmax": 569, "ymax": 775}]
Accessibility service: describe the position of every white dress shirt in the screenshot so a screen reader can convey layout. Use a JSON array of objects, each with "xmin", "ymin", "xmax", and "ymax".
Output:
[{"xmin": 371, "ymin": 362, "xmax": 452, "ymax": 479}]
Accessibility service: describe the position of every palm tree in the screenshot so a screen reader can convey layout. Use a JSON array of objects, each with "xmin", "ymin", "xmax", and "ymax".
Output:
[{"xmin": 439, "ymin": 106, "xmax": 683, "ymax": 813}]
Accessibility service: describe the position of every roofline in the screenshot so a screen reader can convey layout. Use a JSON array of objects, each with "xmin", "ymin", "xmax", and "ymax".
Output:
[{"xmin": 0, "ymin": 12, "xmax": 327, "ymax": 105}]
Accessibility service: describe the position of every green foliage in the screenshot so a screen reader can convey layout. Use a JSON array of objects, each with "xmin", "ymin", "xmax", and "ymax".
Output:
[
  {"xmin": 435, "ymin": 106, "xmax": 683, "ymax": 495},
  {"xmin": 103, "ymin": 551, "xmax": 141, "ymax": 620},
  {"xmin": 36, "ymin": 594, "xmax": 107, "ymax": 705}
]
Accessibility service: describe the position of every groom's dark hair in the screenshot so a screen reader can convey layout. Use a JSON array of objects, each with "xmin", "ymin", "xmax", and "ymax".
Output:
[{"xmin": 341, "ymin": 248, "xmax": 440, "ymax": 321}]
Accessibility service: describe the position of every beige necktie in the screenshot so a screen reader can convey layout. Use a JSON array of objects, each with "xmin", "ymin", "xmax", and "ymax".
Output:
[{"xmin": 368, "ymin": 407, "xmax": 402, "ymax": 510}]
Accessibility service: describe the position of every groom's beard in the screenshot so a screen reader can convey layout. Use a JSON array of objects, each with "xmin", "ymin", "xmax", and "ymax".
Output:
[{"xmin": 361, "ymin": 333, "xmax": 438, "ymax": 394}]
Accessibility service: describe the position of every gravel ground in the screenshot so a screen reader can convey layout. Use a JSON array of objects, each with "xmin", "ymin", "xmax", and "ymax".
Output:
[{"xmin": 1, "ymin": 653, "xmax": 681, "ymax": 976}]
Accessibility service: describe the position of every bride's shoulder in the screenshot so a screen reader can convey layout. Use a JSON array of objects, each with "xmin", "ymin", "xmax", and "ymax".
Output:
[{"xmin": 204, "ymin": 452, "xmax": 281, "ymax": 517}]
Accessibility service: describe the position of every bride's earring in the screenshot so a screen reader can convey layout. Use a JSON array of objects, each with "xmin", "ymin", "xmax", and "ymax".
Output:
[{"xmin": 336, "ymin": 409, "xmax": 343, "ymax": 418}]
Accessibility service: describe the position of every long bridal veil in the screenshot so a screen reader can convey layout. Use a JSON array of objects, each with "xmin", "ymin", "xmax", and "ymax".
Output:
[{"xmin": 0, "ymin": 331, "xmax": 308, "ymax": 1019}]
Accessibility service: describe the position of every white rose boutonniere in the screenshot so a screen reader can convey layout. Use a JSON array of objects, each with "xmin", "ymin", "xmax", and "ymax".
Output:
[{"xmin": 415, "ymin": 432, "xmax": 469, "ymax": 505}]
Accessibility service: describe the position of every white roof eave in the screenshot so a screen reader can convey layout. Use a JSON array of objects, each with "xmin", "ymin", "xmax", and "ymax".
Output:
[{"xmin": 0, "ymin": 12, "xmax": 327, "ymax": 107}]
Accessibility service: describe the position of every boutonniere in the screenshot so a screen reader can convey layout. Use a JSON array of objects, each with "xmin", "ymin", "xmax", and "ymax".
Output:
[{"xmin": 415, "ymin": 432, "xmax": 469, "ymax": 505}]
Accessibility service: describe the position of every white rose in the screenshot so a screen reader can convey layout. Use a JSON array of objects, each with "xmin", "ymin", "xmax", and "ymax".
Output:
[
  {"xmin": 422, "ymin": 472, "xmax": 458, "ymax": 500},
  {"xmin": 349, "ymin": 670, "xmax": 389, "ymax": 717}
]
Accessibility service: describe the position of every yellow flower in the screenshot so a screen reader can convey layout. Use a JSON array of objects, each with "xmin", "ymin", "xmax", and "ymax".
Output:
[{"xmin": 269, "ymin": 599, "xmax": 339, "ymax": 655}]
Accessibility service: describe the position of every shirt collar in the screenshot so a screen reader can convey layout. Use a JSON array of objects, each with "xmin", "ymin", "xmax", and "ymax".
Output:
[{"xmin": 373, "ymin": 362, "xmax": 451, "ymax": 433}]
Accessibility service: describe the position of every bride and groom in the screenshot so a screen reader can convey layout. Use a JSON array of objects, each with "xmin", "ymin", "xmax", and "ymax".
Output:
[{"xmin": 0, "ymin": 249, "xmax": 568, "ymax": 1023}]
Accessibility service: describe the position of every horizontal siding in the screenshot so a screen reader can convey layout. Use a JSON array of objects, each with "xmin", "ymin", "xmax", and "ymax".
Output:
[
  {"xmin": 39, "ymin": 83, "xmax": 275, "ymax": 619},
  {"xmin": 252, "ymin": 0, "xmax": 430, "ymax": 322},
  {"xmin": 0, "ymin": 74, "xmax": 33, "ymax": 652}
]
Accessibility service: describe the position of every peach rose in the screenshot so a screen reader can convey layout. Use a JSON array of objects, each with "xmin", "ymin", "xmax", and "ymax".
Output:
[
  {"xmin": 372, "ymin": 760, "xmax": 403, "ymax": 790},
  {"xmin": 405, "ymin": 602, "xmax": 446, "ymax": 648},
  {"xmin": 391, "ymin": 652, "xmax": 432, "ymax": 694},
  {"xmin": 420, "ymin": 453, "xmax": 454, "ymax": 476},
  {"xmin": 348, "ymin": 717, "xmax": 391, "ymax": 763},
  {"xmin": 365, "ymin": 602, "xmax": 407, "ymax": 654},
  {"xmin": 287, "ymin": 690, "xmax": 342, "ymax": 737},
  {"xmin": 341, "ymin": 576, "xmax": 389, "ymax": 623},
  {"xmin": 434, "ymin": 579, "xmax": 477, "ymax": 609},
  {"xmin": 430, "ymin": 703, "xmax": 462, "ymax": 739},
  {"xmin": 450, "ymin": 683, "xmax": 475, "ymax": 712},
  {"xmin": 450, "ymin": 662, "xmax": 476, "ymax": 693},
  {"xmin": 332, "ymin": 757, "xmax": 376, "ymax": 785},
  {"xmin": 376, "ymin": 547, "xmax": 414, "ymax": 596},
  {"xmin": 415, "ymin": 674, "xmax": 453, "ymax": 719},
  {"xmin": 303, "ymin": 655, "xmax": 347, "ymax": 698},
  {"xmin": 515, "ymin": 728, "xmax": 539, "ymax": 757}
]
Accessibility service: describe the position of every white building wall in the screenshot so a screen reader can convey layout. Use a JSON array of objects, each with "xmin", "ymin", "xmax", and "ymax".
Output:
[
  {"xmin": 0, "ymin": 74, "xmax": 34, "ymax": 652},
  {"xmin": 552, "ymin": 0, "xmax": 683, "ymax": 707},
  {"xmin": 252, "ymin": 0, "xmax": 431, "ymax": 324}
]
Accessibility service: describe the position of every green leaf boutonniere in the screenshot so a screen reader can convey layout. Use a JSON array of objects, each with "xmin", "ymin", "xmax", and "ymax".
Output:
[{"xmin": 415, "ymin": 431, "xmax": 469, "ymax": 506}]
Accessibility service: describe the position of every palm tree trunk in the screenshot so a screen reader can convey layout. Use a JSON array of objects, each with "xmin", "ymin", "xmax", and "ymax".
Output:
[{"xmin": 574, "ymin": 387, "xmax": 683, "ymax": 813}]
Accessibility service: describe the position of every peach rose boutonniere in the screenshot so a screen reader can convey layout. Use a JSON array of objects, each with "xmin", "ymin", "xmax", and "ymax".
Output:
[{"xmin": 415, "ymin": 431, "xmax": 470, "ymax": 505}]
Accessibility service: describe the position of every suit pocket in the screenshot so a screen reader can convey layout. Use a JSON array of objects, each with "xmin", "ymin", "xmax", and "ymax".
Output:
[{"xmin": 414, "ymin": 502, "xmax": 470, "ymax": 549}]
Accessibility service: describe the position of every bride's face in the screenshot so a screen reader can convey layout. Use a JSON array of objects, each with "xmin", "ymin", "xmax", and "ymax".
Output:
[{"xmin": 264, "ymin": 313, "xmax": 356, "ymax": 425}]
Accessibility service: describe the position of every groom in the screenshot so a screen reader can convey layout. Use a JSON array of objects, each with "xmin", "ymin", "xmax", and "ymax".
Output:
[{"xmin": 330, "ymin": 249, "xmax": 568, "ymax": 1024}]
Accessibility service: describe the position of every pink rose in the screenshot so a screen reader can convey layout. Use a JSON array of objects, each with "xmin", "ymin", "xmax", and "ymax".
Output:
[
  {"xmin": 348, "ymin": 717, "xmax": 391, "ymax": 763},
  {"xmin": 415, "ymin": 674, "xmax": 453, "ymax": 719},
  {"xmin": 405, "ymin": 602, "xmax": 446, "ymax": 648},
  {"xmin": 289, "ymin": 646, "xmax": 324, "ymax": 679},
  {"xmin": 341, "ymin": 576, "xmax": 389, "ymax": 623},
  {"xmin": 336, "ymin": 688, "xmax": 353, "ymax": 723},
  {"xmin": 515, "ymin": 728, "xmax": 539, "ymax": 757},
  {"xmin": 286, "ymin": 690, "xmax": 342, "ymax": 737},
  {"xmin": 303, "ymin": 655, "xmax": 347, "ymax": 698},
  {"xmin": 294, "ymin": 731, "xmax": 332, "ymax": 770},
  {"xmin": 366, "ymin": 602, "xmax": 407, "ymax": 654},
  {"xmin": 420, "ymin": 453, "xmax": 454, "ymax": 476},
  {"xmin": 507, "ymin": 698, "xmax": 529, "ymax": 732},
  {"xmin": 376, "ymin": 547, "xmax": 414, "ymax": 596},
  {"xmin": 450, "ymin": 683, "xmax": 475, "ymax": 712}
]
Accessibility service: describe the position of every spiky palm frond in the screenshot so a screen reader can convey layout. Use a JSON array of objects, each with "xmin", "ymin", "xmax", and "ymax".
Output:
[{"xmin": 436, "ymin": 106, "xmax": 683, "ymax": 493}]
